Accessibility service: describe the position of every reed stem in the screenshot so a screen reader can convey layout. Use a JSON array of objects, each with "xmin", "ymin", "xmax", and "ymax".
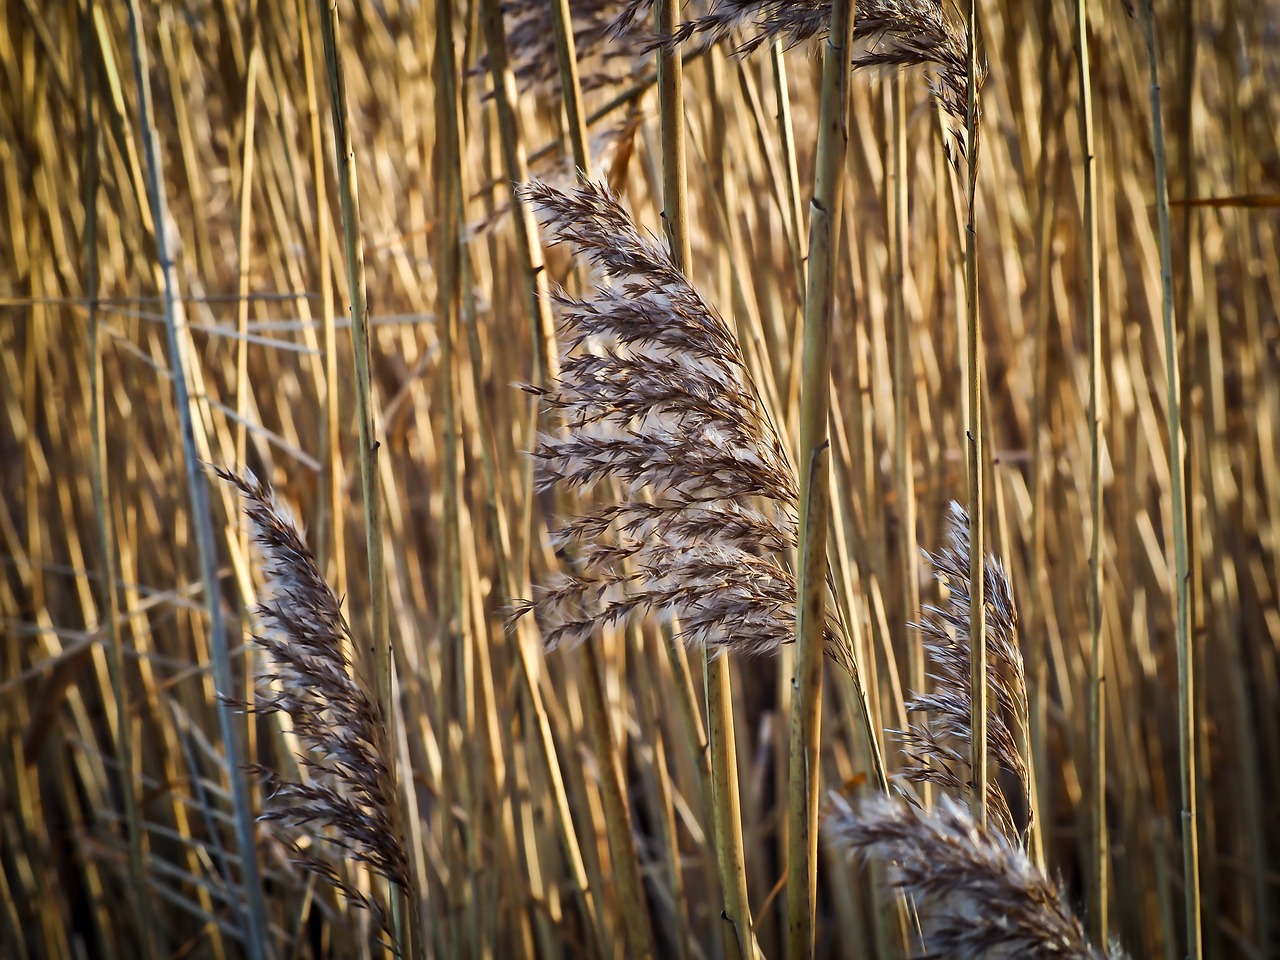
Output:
[
  {"xmin": 788, "ymin": 2, "xmax": 856, "ymax": 954},
  {"xmin": 125, "ymin": 2, "xmax": 269, "ymax": 955},
  {"xmin": 316, "ymin": 4, "xmax": 422, "ymax": 955},
  {"xmin": 962, "ymin": 0, "xmax": 988, "ymax": 834},
  {"xmin": 1140, "ymin": 4, "xmax": 1202, "ymax": 956},
  {"xmin": 84, "ymin": 4, "xmax": 156, "ymax": 952},
  {"xmin": 1074, "ymin": 0, "xmax": 1109, "ymax": 939}
]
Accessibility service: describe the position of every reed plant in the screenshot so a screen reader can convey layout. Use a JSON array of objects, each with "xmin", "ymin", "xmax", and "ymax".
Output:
[{"xmin": 3, "ymin": 1, "xmax": 1276, "ymax": 958}]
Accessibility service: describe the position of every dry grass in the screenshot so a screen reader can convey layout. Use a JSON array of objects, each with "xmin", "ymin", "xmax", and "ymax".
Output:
[{"xmin": 3, "ymin": 1, "xmax": 1279, "ymax": 958}]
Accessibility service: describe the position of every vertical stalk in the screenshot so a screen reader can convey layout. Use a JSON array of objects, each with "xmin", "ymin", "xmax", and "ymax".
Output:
[
  {"xmin": 691, "ymin": 31, "xmax": 759, "ymax": 960},
  {"xmin": 1026, "ymin": 0, "xmax": 1057, "ymax": 873},
  {"xmin": 1075, "ymin": 0, "xmax": 1108, "ymax": 939},
  {"xmin": 547, "ymin": 0, "xmax": 590, "ymax": 173},
  {"xmin": 771, "ymin": 41, "xmax": 808, "ymax": 309},
  {"xmin": 962, "ymin": 0, "xmax": 987, "ymax": 830},
  {"xmin": 1140, "ymin": 5, "xmax": 1201, "ymax": 956},
  {"xmin": 316, "ymin": 4, "xmax": 422, "ymax": 956},
  {"xmin": 296, "ymin": 0, "xmax": 346, "ymax": 602},
  {"xmin": 888, "ymin": 72, "xmax": 922, "ymax": 762},
  {"xmin": 124, "ymin": 3, "xmax": 269, "ymax": 956},
  {"xmin": 788, "ymin": 2, "xmax": 856, "ymax": 956},
  {"xmin": 84, "ymin": 4, "xmax": 156, "ymax": 954},
  {"xmin": 656, "ymin": 0, "xmax": 690, "ymax": 270},
  {"xmin": 432, "ymin": 1, "xmax": 468, "ymax": 952},
  {"xmin": 479, "ymin": 3, "xmax": 653, "ymax": 955}
]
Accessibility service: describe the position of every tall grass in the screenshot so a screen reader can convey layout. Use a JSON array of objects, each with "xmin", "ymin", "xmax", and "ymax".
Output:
[{"xmin": 2, "ymin": 1, "xmax": 1277, "ymax": 958}]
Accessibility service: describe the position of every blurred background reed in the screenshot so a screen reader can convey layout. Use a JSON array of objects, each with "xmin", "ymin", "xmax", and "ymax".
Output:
[{"xmin": 2, "ymin": 0, "xmax": 1278, "ymax": 957}]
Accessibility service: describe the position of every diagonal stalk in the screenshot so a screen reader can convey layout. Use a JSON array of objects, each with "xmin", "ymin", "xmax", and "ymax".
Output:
[
  {"xmin": 124, "ymin": 2, "xmax": 269, "ymax": 956},
  {"xmin": 84, "ymin": 3, "xmax": 156, "ymax": 953}
]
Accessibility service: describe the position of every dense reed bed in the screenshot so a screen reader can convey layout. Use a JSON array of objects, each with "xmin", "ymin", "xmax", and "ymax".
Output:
[{"xmin": 3, "ymin": 1, "xmax": 1279, "ymax": 957}]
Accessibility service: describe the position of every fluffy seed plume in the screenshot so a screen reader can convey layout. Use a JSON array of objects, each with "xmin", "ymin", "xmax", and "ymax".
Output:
[
  {"xmin": 826, "ymin": 793, "xmax": 1120, "ymax": 959},
  {"xmin": 898, "ymin": 502, "xmax": 1031, "ymax": 843},
  {"xmin": 515, "ymin": 179, "xmax": 842, "ymax": 661},
  {"xmin": 215, "ymin": 468, "xmax": 408, "ymax": 930},
  {"xmin": 612, "ymin": 0, "xmax": 978, "ymax": 154}
]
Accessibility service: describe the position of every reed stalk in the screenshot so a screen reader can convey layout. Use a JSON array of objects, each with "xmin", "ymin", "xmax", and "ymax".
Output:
[
  {"xmin": 658, "ymin": 9, "xmax": 757, "ymax": 956},
  {"xmin": 889, "ymin": 69, "xmax": 922, "ymax": 789},
  {"xmin": 124, "ymin": 2, "xmax": 270, "ymax": 956},
  {"xmin": 1073, "ymin": 0, "xmax": 1109, "ymax": 941},
  {"xmin": 315, "ymin": 4, "xmax": 422, "ymax": 955},
  {"xmin": 548, "ymin": 0, "xmax": 591, "ymax": 172},
  {"xmin": 1140, "ymin": 4, "xmax": 1201, "ymax": 956},
  {"xmin": 962, "ymin": 0, "xmax": 988, "ymax": 834},
  {"xmin": 787, "ymin": 1, "xmax": 856, "ymax": 955},
  {"xmin": 481, "ymin": 5, "xmax": 655, "ymax": 955},
  {"xmin": 84, "ymin": 4, "xmax": 155, "ymax": 952}
]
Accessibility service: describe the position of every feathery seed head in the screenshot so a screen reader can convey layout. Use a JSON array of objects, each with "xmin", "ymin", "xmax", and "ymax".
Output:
[
  {"xmin": 216, "ymin": 468, "xmax": 408, "ymax": 930},
  {"xmin": 826, "ymin": 793, "xmax": 1120, "ymax": 959},
  {"xmin": 516, "ymin": 179, "xmax": 847, "ymax": 661}
]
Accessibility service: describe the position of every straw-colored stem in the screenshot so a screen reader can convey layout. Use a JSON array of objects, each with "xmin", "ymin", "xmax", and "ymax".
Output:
[
  {"xmin": 125, "ymin": 3, "xmax": 269, "ymax": 956},
  {"xmin": 432, "ymin": 0, "xmax": 468, "ymax": 951},
  {"xmin": 701, "ymin": 45, "xmax": 757, "ymax": 960},
  {"xmin": 656, "ymin": 0, "xmax": 691, "ymax": 272},
  {"xmin": 1074, "ymin": 0, "xmax": 1108, "ymax": 939},
  {"xmin": 548, "ymin": 0, "xmax": 591, "ymax": 173},
  {"xmin": 478, "ymin": 0, "xmax": 557, "ymax": 384},
  {"xmin": 83, "ymin": 4, "xmax": 155, "ymax": 952},
  {"xmin": 687, "ymin": 35, "xmax": 757, "ymax": 960},
  {"xmin": 771, "ymin": 41, "xmax": 808, "ymax": 309},
  {"xmin": 963, "ymin": 0, "xmax": 988, "ymax": 833},
  {"xmin": 889, "ymin": 71, "xmax": 921, "ymax": 773},
  {"xmin": 788, "ymin": 2, "xmax": 856, "ymax": 955},
  {"xmin": 316, "ymin": 4, "xmax": 422, "ymax": 955},
  {"xmin": 1141, "ymin": 5, "xmax": 1201, "ymax": 956},
  {"xmin": 1025, "ymin": 0, "xmax": 1057, "ymax": 873},
  {"xmin": 294, "ymin": 0, "xmax": 346, "ymax": 602}
]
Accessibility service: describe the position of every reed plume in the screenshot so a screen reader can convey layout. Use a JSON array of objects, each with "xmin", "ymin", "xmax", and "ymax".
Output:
[
  {"xmin": 898, "ymin": 502, "xmax": 1030, "ymax": 843},
  {"xmin": 514, "ymin": 178, "xmax": 846, "ymax": 663},
  {"xmin": 216, "ymin": 468, "xmax": 409, "ymax": 932},
  {"xmin": 824, "ymin": 508, "xmax": 1119, "ymax": 958},
  {"xmin": 611, "ymin": 0, "xmax": 977, "ymax": 144},
  {"xmin": 827, "ymin": 793, "xmax": 1118, "ymax": 959}
]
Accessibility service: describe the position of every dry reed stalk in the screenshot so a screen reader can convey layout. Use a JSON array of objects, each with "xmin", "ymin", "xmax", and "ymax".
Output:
[
  {"xmin": 1138, "ymin": 3, "xmax": 1201, "ymax": 956},
  {"xmin": 1073, "ymin": 0, "xmax": 1109, "ymax": 940},
  {"xmin": 548, "ymin": 0, "xmax": 594, "ymax": 172},
  {"xmin": 124, "ymin": 3, "xmax": 270, "ymax": 954},
  {"xmin": 216, "ymin": 468, "xmax": 410, "ymax": 939},
  {"xmin": 660, "ymin": 17, "xmax": 757, "ymax": 957},
  {"xmin": 433, "ymin": 0, "xmax": 469, "ymax": 951},
  {"xmin": 960, "ymin": 0, "xmax": 987, "ymax": 835},
  {"xmin": 889, "ymin": 67, "xmax": 923, "ymax": 802},
  {"xmin": 315, "ymin": 5, "xmax": 420, "ymax": 955},
  {"xmin": 83, "ymin": 1, "xmax": 155, "ymax": 950}
]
